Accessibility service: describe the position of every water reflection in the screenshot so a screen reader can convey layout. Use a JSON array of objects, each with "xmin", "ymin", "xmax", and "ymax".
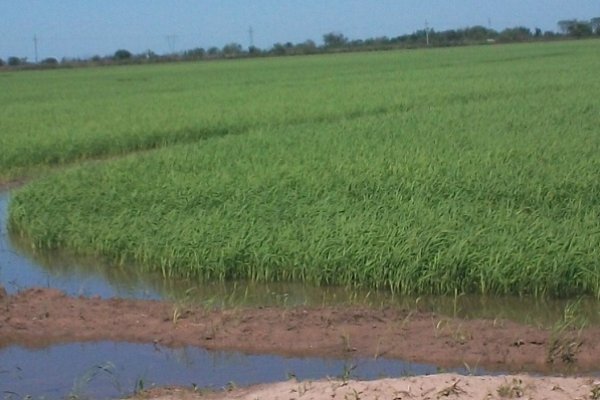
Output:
[
  {"xmin": 0, "ymin": 343, "xmax": 464, "ymax": 399},
  {"xmin": 1, "ymin": 193, "xmax": 163, "ymax": 299}
]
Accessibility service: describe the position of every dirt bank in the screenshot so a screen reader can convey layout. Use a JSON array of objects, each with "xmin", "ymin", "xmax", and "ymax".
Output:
[
  {"xmin": 0, "ymin": 178, "xmax": 25, "ymax": 192},
  {"xmin": 1, "ymin": 287, "xmax": 598, "ymax": 374}
]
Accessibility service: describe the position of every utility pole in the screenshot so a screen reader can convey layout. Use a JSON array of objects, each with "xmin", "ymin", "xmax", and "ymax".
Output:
[
  {"xmin": 248, "ymin": 26, "xmax": 254, "ymax": 48},
  {"xmin": 425, "ymin": 20, "xmax": 430, "ymax": 46},
  {"xmin": 165, "ymin": 35, "xmax": 178, "ymax": 53},
  {"xmin": 33, "ymin": 34, "xmax": 39, "ymax": 63}
]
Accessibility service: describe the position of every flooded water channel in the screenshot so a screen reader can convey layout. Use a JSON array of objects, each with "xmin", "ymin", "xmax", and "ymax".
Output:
[
  {"xmin": 0, "ymin": 191, "xmax": 598, "ymax": 398},
  {"xmin": 1, "ymin": 342, "xmax": 458, "ymax": 399},
  {"xmin": 2, "ymin": 193, "xmax": 599, "ymax": 325}
]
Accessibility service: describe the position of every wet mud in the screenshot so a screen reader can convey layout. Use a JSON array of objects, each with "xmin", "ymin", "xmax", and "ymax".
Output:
[{"xmin": 1, "ymin": 287, "xmax": 599, "ymax": 374}]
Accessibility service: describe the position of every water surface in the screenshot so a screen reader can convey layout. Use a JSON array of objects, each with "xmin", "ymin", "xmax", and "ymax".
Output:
[
  {"xmin": 2, "ymin": 190, "xmax": 600, "ymax": 399},
  {"xmin": 1, "ymin": 342, "xmax": 468, "ymax": 399},
  {"xmin": 0, "ymin": 193, "xmax": 165, "ymax": 299},
  {"xmin": 2, "ymin": 192, "xmax": 599, "ymax": 327}
]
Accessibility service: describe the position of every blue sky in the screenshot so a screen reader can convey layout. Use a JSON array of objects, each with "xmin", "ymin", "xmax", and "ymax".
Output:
[{"xmin": 1, "ymin": 0, "xmax": 598, "ymax": 61}]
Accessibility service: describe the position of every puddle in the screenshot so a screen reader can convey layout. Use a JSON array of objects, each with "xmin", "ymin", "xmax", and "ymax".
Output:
[{"xmin": 0, "ymin": 343, "xmax": 472, "ymax": 399}]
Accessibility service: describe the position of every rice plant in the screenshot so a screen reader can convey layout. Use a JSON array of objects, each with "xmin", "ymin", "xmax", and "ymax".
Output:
[{"xmin": 6, "ymin": 40, "xmax": 600, "ymax": 297}]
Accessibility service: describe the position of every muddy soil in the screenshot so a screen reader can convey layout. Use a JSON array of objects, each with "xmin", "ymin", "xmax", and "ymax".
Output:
[
  {"xmin": 0, "ymin": 179, "xmax": 26, "ymax": 192},
  {"xmin": 1, "ymin": 286, "xmax": 599, "ymax": 375}
]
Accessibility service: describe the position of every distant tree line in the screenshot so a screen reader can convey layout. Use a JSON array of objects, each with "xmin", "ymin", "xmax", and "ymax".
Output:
[
  {"xmin": 558, "ymin": 18, "xmax": 600, "ymax": 37},
  {"xmin": 2, "ymin": 17, "xmax": 599, "ymax": 70}
]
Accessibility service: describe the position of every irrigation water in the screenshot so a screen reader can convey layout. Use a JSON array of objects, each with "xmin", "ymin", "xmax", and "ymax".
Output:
[
  {"xmin": 0, "ymin": 193, "xmax": 163, "ymax": 299},
  {"xmin": 0, "ymin": 191, "xmax": 596, "ymax": 398},
  {"xmin": 2, "ymin": 192, "xmax": 599, "ymax": 323},
  {"xmin": 1, "ymin": 342, "xmax": 462, "ymax": 399},
  {"xmin": 0, "ymin": 191, "xmax": 476, "ymax": 398}
]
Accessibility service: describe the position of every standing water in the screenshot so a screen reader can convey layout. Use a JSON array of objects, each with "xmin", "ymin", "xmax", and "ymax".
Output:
[
  {"xmin": 0, "ymin": 191, "xmax": 598, "ymax": 398},
  {"xmin": 1, "ymin": 191, "xmax": 475, "ymax": 398},
  {"xmin": 0, "ymin": 193, "xmax": 164, "ymax": 298},
  {"xmin": 1, "ymin": 343, "xmax": 466, "ymax": 399},
  {"xmin": 2, "ymin": 192, "xmax": 599, "ymax": 324}
]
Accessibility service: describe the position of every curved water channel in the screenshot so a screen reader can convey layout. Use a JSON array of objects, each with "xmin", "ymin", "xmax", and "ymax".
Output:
[
  {"xmin": 0, "ymin": 191, "xmax": 598, "ymax": 398},
  {"xmin": 0, "ymin": 192, "xmax": 465, "ymax": 399}
]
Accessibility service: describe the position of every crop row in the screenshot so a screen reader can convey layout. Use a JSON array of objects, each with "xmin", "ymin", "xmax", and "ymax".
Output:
[
  {"xmin": 2, "ymin": 40, "xmax": 595, "ymax": 180},
  {"xmin": 6, "ymin": 40, "xmax": 600, "ymax": 296}
]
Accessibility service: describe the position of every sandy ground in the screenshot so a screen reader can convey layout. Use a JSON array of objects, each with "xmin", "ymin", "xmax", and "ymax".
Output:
[{"xmin": 137, "ymin": 374, "xmax": 600, "ymax": 400}]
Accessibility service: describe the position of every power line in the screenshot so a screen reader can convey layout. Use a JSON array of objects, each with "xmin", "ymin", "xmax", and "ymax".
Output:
[{"xmin": 165, "ymin": 35, "xmax": 178, "ymax": 53}]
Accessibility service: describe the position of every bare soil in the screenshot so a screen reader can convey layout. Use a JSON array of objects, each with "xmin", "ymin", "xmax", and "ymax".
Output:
[
  {"xmin": 0, "ymin": 179, "xmax": 25, "ymax": 192},
  {"xmin": 2, "ymin": 287, "xmax": 600, "ymax": 399},
  {"xmin": 137, "ymin": 374, "xmax": 600, "ymax": 400},
  {"xmin": 1, "ymin": 286, "xmax": 599, "ymax": 374}
]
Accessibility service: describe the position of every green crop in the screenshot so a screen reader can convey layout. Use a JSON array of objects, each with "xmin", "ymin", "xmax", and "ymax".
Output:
[{"xmin": 6, "ymin": 40, "xmax": 600, "ymax": 297}]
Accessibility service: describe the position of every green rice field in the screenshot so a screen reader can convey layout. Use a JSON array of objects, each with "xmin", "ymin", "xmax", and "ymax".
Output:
[{"xmin": 5, "ymin": 40, "xmax": 600, "ymax": 297}]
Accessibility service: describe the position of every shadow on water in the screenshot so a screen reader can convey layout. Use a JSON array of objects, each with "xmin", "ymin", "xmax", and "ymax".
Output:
[{"xmin": 1, "ymin": 342, "xmax": 475, "ymax": 399}]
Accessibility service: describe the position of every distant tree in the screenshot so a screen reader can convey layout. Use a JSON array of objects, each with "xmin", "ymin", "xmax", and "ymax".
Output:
[
  {"xmin": 568, "ymin": 21, "xmax": 593, "ymax": 37},
  {"xmin": 592, "ymin": 17, "xmax": 600, "ymax": 34},
  {"xmin": 323, "ymin": 32, "xmax": 348, "ymax": 48},
  {"xmin": 437, "ymin": 29, "xmax": 462, "ymax": 44},
  {"xmin": 207, "ymin": 46, "xmax": 220, "ymax": 56},
  {"xmin": 499, "ymin": 27, "xmax": 532, "ymax": 42},
  {"xmin": 113, "ymin": 49, "xmax": 132, "ymax": 61},
  {"xmin": 362, "ymin": 36, "xmax": 389, "ymax": 48},
  {"xmin": 409, "ymin": 29, "xmax": 428, "ymax": 44},
  {"xmin": 183, "ymin": 47, "xmax": 205, "ymax": 60},
  {"xmin": 222, "ymin": 42, "xmax": 243, "ymax": 57},
  {"xmin": 41, "ymin": 57, "xmax": 59, "ymax": 65},
  {"xmin": 463, "ymin": 25, "xmax": 493, "ymax": 41},
  {"xmin": 347, "ymin": 39, "xmax": 365, "ymax": 49},
  {"xmin": 271, "ymin": 42, "xmax": 286, "ymax": 55},
  {"xmin": 534, "ymin": 27, "xmax": 542, "ymax": 37},
  {"xmin": 7, "ymin": 56, "xmax": 24, "ymax": 66},
  {"xmin": 0, "ymin": 58, "xmax": 4, "ymax": 67},
  {"xmin": 296, "ymin": 39, "xmax": 318, "ymax": 54},
  {"xmin": 558, "ymin": 20, "xmax": 577, "ymax": 34},
  {"xmin": 248, "ymin": 45, "xmax": 261, "ymax": 55}
]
